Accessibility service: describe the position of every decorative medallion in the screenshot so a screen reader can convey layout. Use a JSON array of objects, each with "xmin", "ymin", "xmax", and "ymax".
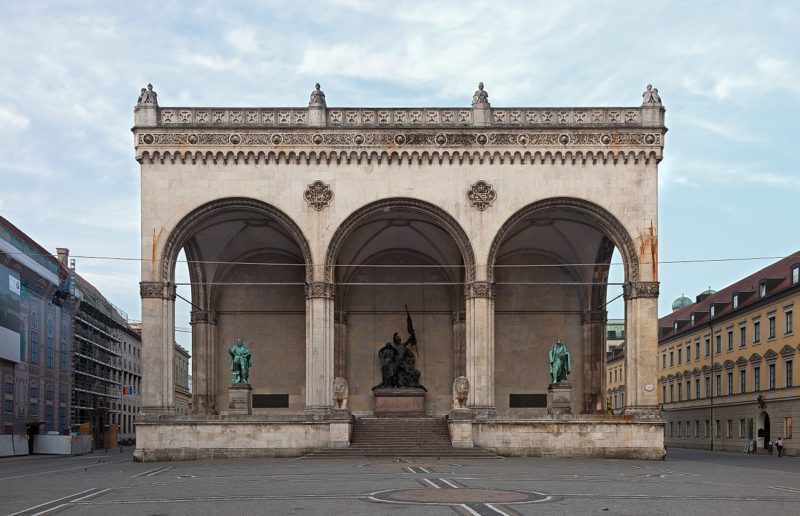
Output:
[
  {"xmin": 645, "ymin": 134, "xmax": 656, "ymax": 144},
  {"xmin": 517, "ymin": 134, "xmax": 529, "ymax": 145},
  {"xmin": 312, "ymin": 133, "xmax": 324, "ymax": 145},
  {"xmin": 353, "ymin": 134, "xmax": 365, "ymax": 145},
  {"xmin": 187, "ymin": 134, "xmax": 198, "ymax": 144},
  {"xmin": 476, "ymin": 134, "xmax": 488, "ymax": 145},
  {"xmin": 271, "ymin": 134, "xmax": 283, "ymax": 145},
  {"xmin": 558, "ymin": 134, "xmax": 569, "ymax": 145},
  {"xmin": 467, "ymin": 180, "xmax": 497, "ymax": 211},
  {"xmin": 304, "ymin": 180, "xmax": 334, "ymax": 211},
  {"xmin": 229, "ymin": 134, "xmax": 241, "ymax": 144},
  {"xmin": 394, "ymin": 134, "xmax": 406, "ymax": 145},
  {"xmin": 434, "ymin": 133, "xmax": 447, "ymax": 145},
  {"xmin": 143, "ymin": 134, "xmax": 154, "ymax": 144},
  {"xmin": 601, "ymin": 134, "xmax": 611, "ymax": 144}
]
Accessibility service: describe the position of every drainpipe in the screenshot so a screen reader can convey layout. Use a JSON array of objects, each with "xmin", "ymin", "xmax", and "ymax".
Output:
[{"xmin": 709, "ymin": 320, "xmax": 714, "ymax": 452}]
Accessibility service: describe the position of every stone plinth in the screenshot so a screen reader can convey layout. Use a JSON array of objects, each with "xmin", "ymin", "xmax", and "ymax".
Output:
[
  {"xmin": 329, "ymin": 410, "xmax": 353, "ymax": 448},
  {"xmin": 224, "ymin": 384, "xmax": 253, "ymax": 415},
  {"xmin": 547, "ymin": 383, "xmax": 572, "ymax": 415},
  {"xmin": 373, "ymin": 388, "xmax": 426, "ymax": 417},
  {"xmin": 448, "ymin": 409, "xmax": 474, "ymax": 448}
]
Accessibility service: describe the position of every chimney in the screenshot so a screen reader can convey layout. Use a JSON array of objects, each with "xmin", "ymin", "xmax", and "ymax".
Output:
[{"xmin": 56, "ymin": 248, "xmax": 69, "ymax": 266}]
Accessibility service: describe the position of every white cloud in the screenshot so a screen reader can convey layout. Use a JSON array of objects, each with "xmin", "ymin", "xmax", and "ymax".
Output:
[
  {"xmin": 226, "ymin": 27, "xmax": 258, "ymax": 53},
  {"xmin": 0, "ymin": 105, "xmax": 30, "ymax": 130}
]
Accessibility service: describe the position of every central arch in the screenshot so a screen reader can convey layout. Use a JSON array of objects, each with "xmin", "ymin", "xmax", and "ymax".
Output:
[{"xmin": 325, "ymin": 198, "xmax": 476, "ymax": 415}]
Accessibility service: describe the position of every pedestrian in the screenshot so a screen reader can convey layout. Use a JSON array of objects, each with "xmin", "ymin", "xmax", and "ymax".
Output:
[{"xmin": 776, "ymin": 437, "xmax": 783, "ymax": 457}]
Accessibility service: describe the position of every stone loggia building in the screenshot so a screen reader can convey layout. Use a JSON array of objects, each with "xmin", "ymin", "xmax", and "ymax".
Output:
[{"xmin": 133, "ymin": 83, "xmax": 666, "ymax": 460}]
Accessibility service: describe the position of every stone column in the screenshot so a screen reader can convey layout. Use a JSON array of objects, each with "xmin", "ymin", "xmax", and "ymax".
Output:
[
  {"xmin": 623, "ymin": 281, "xmax": 659, "ymax": 416},
  {"xmin": 334, "ymin": 312, "xmax": 347, "ymax": 379},
  {"xmin": 465, "ymin": 281, "xmax": 495, "ymax": 417},
  {"xmin": 452, "ymin": 312, "xmax": 466, "ymax": 378},
  {"xmin": 139, "ymin": 281, "xmax": 176, "ymax": 415},
  {"xmin": 583, "ymin": 310, "xmax": 607, "ymax": 413},
  {"xmin": 190, "ymin": 310, "xmax": 217, "ymax": 414},
  {"xmin": 305, "ymin": 282, "xmax": 335, "ymax": 415}
]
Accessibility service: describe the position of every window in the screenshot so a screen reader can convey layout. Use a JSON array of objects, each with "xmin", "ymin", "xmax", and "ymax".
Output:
[
  {"xmin": 695, "ymin": 421, "xmax": 700, "ymax": 437},
  {"xmin": 705, "ymin": 376, "xmax": 711, "ymax": 397},
  {"xmin": 786, "ymin": 360, "xmax": 793, "ymax": 387},
  {"xmin": 716, "ymin": 374, "xmax": 721, "ymax": 396},
  {"xmin": 686, "ymin": 344, "xmax": 691, "ymax": 363},
  {"xmin": 662, "ymin": 384, "xmax": 666, "ymax": 403},
  {"xmin": 59, "ymin": 407, "xmax": 67, "ymax": 433},
  {"xmin": 678, "ymin": 348, "xmax": 682, "ymax": 365},
  {"xmin": 3, "ymin": 400, "xmax": 12, "ymax": 413},
  {"xmin": 733, "ymin": 294, "xmax": 739, "ymax": 309},
  {"xmin": 609, "ymin": 371, "xmax": 613, "ymax": 383},
  {"xmin": 45, "ymin": 406, "xmax": 54, "ymax": 432},
  {"xmin": 740, "ymin": 369, "xmax": 746, "ymax": 394},
  {"xmin": 670, "ymin": 384, "xmax": 674, "ymax": 402},
  {"xmin": 710, "ymin": 305, "xmax": 716, "ymax": 318},
  {"xmin": 769, "ymin": 316, "xmax": 776, "ymax": 339},
  {"xmin": 715, "ymin": 420, "xmax": 721, "ymax": 438},
  {"xmin": 4, "ymin": 382, "xmax": 12, "ymax": 394},
  {"xmin": 669, "ymin": 422, "xmax": 673, "ymax": 437},
  {"xmin": 740, "ymin": 326, "xmax": 746, "ymax": 347},
  {"xmin": 705, "ymin": 420, "xmax": 710, "ymax": 437},
  {"xmin": 45, "ymin": 389, "xmax": 53, "ymax": 401},
  {"xmin": 786, "ymin": 417, "xmax": 793, "ymax": 439},
  {"xmin": 614, "ymin": 369, "xmax": 618, "ymax": 382},
  {"xmin": 670, "ymin": 351, "xmax": 674, "ymax": 367},
  {"xmin": 662, "ymin": 353, "xmax": 666, "ymax": 369},
  {"xmin": 30, "ymin": 386, "xmax": 38, "ymax": 399},
  {"xmin": 748, "ymin": 418, "xmax": 754, "ymax": 440},
  {"xmin": 754, "ymin": 367, "xmax": 761, "ymax": 391},
  {"xmin": 695, "ymin": 378, "xmax": 701, "ymax": 399},
  {"xmin": 695, "ymin": 341, "xmax": 700, "ymax": 360},
  {"xmin": 716, "ymin": 334, "xmax": 721, "ymax": 354},
  {"xmin": 705, "ymin": 338, "xmax": 711, "ymax": 357},
  {"xmin": 30, "ymin": 311, "xmax": 38, "ymax": 328},
  {"xmin": 754, "ymin": 320, "xmax": 761, "ymax": 343},
  {"xmin": 30, "ymin": 403, "xmax": 38, "ymax": 415},
  {"xmin": 46, "ymin": 337, "xmax": 54, "ymax": 368},
  {"xmin": 678, "ymin": 383, "xmax": 683, "ymax": 401},
  {"xmin": 760, "ymin": 281, "xmax": 767, "ymax": 297},
  {"xmin": 727, "ymin": 372, "xmax": 734, "ymax": 395},
  {"xmin": 793, "ymin": 266, "xmax": 799, "ymax": 285},
  {"xmin": 686, "ymin": 380, "xmax": 691, "ymax": 400},
  {"xmin": 59, "ymin": 391, "xmax": 66, "ymax": 403},
  {"xmin": 769, "ymin": 364, "xmax": 776, "ymax": 390},
  {"xmin": 740, "ymin": 419, "xmax": 746, "ymax": 438},
  {"xmin": 727, "ymin": 330, "xmax": 734, "ymax": 351},
  {"xmin": 60, "ymin": 344, "xmax": 67, "ymax": 371},
  {"xmin": 786, "ymin": 310, "xmax": 794, "ymax": 335},
  {"xmin": 727, "ymin": 419, "xmax": 732, "ymax": 438},
  {"xmin": 30, "ymin": 331, "xmax": 39, "ymax": 364}
]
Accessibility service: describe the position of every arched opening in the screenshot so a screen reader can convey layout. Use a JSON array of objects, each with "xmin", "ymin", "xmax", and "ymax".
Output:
[
  {"xmin": 161, "ymin": 198, "xmax": 312, "ymax": 413},
  {"xmin": 326, "ymin": 199, "xmax": 475, "ymax": 415},
  {"xmin": 759, "ymin": 411, "xmax": 771, "ymax": 450},
  {"xmin": 488, "ymin": 197, "xmax": 639, "ymax": 414}
]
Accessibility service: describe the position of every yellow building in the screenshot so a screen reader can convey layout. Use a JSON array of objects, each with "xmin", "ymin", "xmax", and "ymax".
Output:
[
  {"xmin": 658, "ymin": 252, "xmax": 800, "ymax": 455},
  {"xmin": 607, "ymin": 344, "xmax": 625, "ymax": 413}
]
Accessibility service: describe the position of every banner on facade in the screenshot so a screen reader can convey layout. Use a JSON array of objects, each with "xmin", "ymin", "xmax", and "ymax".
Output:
[{"xmin": 0, "ymin": 263, "xmax": 21, "ymax": 363}]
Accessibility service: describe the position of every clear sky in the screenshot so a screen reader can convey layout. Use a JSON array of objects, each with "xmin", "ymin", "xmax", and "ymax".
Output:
[{"xmin": 1, "ymin": 1, "xmax": 798, "ymax": 350}]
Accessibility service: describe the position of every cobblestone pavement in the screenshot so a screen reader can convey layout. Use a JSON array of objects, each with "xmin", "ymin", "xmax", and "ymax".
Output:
[{"xmin": 3, "ymin": 447, "xmax": 800, "ymax": 515}]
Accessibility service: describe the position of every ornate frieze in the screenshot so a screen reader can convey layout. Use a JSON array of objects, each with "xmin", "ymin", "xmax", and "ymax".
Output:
[
  {"xmin": 139, "ymin": 281, "xmax": 177, "ymax": 300},
  {"xmin": 304, "ymin": 180, "xmax": 334, "ymax": 211},
  {"xmin": 305, "ymin": 281, "xmax": 335, "ymax": 299},
  {"xmin": 467, "ymin": 180, "xmax": 497, "ymax": 211},
  {"xmin": 465, "ymin": 281, "xmax": 495, "ymax": 299},
  {"xmin": 622, "ymin": 281, "xmax": 660, "ymax": 300}
]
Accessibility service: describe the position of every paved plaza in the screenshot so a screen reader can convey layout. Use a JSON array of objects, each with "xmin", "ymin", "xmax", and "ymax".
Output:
[{"xmin": 3, "ymin": 448, "xmax": 800, "ymax": 515}]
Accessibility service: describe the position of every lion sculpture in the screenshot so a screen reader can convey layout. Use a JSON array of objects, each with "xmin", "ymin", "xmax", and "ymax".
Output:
[
  {"xmin": 452, "ymin": 376, "xmax": 470, "ymax": 409},
  {"xmin": 332, "ymin": 377, "xmax": 349, "ymax": 410}
]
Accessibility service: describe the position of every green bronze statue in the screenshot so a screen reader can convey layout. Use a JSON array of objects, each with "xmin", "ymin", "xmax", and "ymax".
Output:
[
  {"xmin": 228, "ymin": 337, "xmax": 252, "ymax": 385},
  {"xmin": 548, "ymin": 338, "xmax": 571, "ymax": 384}
]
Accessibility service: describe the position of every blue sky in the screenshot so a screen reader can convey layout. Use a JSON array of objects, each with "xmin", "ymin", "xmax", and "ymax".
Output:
[{"xmin": 1, "ymin": 1, "xmax": 798, "ymax": 348}]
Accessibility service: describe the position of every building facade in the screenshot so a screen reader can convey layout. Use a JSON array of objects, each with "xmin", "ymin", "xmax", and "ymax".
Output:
[
  {"xmin": 133, "ymin": 82, "xmax": 666, "ymax": 460},
  {"xmin": 658, "ymin": 252, "xmax": 800, "ymax": 455},
  {"xmin": 174, "ymin": 343, "xmax": 191, "ymax": 412},
  {"xmin": 607, "ymin": 343, "xmax": 625, "ymax": 413},
  {"xmin": 1, "ymin": 217, "xmax": 75, "ymax": 438},
  {"xmin": 118, "ymin": 324, "xmax": 142, "ymax": 444}
]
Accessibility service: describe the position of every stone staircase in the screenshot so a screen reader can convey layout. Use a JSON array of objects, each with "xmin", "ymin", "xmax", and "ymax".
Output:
[{"xmin": 305, "ymin": 417, "xmax": 499, "ymax": 458}]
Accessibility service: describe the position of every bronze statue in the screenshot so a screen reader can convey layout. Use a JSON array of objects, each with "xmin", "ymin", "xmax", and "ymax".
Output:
[
  {"xmin": 548, "ymin": 338, "xmax": 571, "ymax": 384},
  {"xmin": 228, "ymin": 337, "xmax": 252, "ymax": 384},
  {"xmin": 373, "ymin": 306, "xmax": 426, "ymax": 391}
]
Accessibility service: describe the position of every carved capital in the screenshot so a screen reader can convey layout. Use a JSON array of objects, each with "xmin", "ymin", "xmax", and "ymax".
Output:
[
  {"xmin": 140, "ymin": 281, "xmax": 177, "ymax": 300},
  {"xmin": 305, "ymin": 281, "xmax": 335, "ymax": 299},
  {"xmin": 583, "ymin": 310, "xmax": 608, "ymax": 325},
  {"xmin": 190, "ymin": 310, "xmax": 216, "ymax": 325},
  {"xmin": 465, "ymin": 281, "xmax": 495, "ymax": 299},
  {"xmin": 623, "ymin": 281, "xmax": 659, "ymax": 300}
]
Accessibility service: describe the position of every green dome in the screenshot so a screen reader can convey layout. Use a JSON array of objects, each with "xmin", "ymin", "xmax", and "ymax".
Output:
[
  {"xmin": 699, "ymin": 288, "xmax": 717, "ymax": 296},
  {"xmin": 672, "ymin": 294, "xmax": 692, "ymax": 311}
]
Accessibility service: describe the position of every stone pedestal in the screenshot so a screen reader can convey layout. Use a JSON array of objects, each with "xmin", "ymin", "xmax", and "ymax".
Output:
[
  {"xmin": 329, "ymin": 410, "xmax": 352, "ymax": 448},
  {"xmin": 224, "ymin": 384, "xmax": 252, "ymax": 415},
  {"xmin": 373, "ymin": 388, "xmax": 426, "ymax": 417},
  {"xmin": 448, "ymin": 409, "xmax": 474, "ymax": 448},
  {"xmin": 547, "ymin": 383, "xmax": 572, "ymax": 415}
]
